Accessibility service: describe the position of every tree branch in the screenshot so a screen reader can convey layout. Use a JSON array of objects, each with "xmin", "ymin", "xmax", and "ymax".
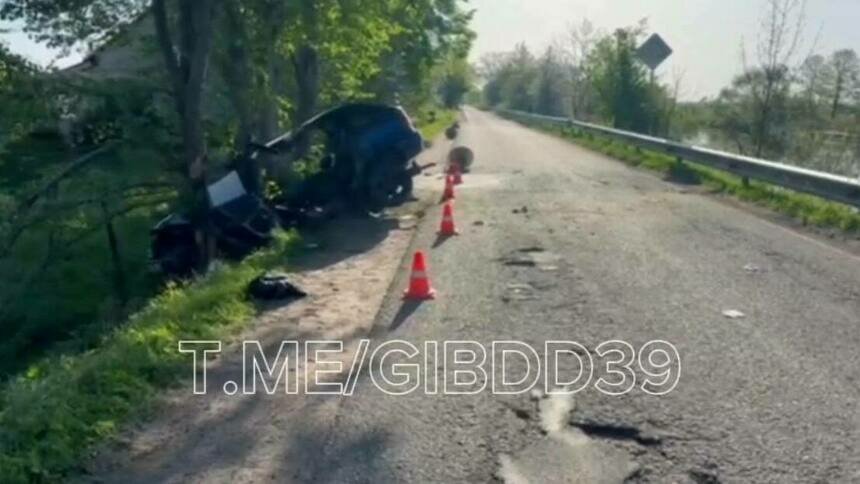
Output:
[{"xmin": 1, "ymin": 143, "xmax": 116, "ymax": 259}]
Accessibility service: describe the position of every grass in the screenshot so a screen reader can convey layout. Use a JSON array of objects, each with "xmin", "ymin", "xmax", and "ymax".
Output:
[
  {"xmin": 509, "ymin": 116, "xmax": 860, "ymax": 234},
  {"xmin": 0, "ymin": 209, "xmax": 163, "ymax": 378},
  {"xmin": 0, "ymin": 231, "xmax": 298, "ymax": 483}
]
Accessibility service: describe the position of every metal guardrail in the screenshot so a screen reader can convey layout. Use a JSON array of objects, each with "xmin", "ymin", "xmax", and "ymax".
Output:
[{"xmin": 499, "ymin": 109, "xmax": 860, "ymax": 209}]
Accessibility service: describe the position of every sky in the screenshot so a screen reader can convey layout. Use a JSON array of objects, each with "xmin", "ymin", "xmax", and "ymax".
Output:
[
  {"xmin": 468, "ymin": 0, "xmax": 860, "ymax": 100},
  {"xmin": 2, "ymin": 0, "xmax": 860, "ymax": 100}
]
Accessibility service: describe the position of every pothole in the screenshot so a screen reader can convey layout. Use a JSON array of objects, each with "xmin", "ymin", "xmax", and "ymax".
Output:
[
  {"xmin": 497, "ymin": 247, "xmax": 562, "ymax": 271},
  {"xmin": 496, "ymin": 392, "xmax": 639, "ymax": 483},
  {"xmin": 688, "ymin": 467, "xmax": 721, "ymax": 484},
  {"xmin": 569, "ymin": 420, "xmax": 662, "ymax": 447}
]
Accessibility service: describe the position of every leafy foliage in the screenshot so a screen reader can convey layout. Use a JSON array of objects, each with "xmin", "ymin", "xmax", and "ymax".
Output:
[
  {"xmin": 584, "ymin": 25, "xmax": 657, "ymax": 131},
  {"xmin": 436, "ymin": 54, "xmax": 474, "ymax": 108},
  {"xmin": 0, "ymin": 0, "xmax": 149, "ymax": 49},
  {"xmin": 481, "ymin": 23, "xmax": 673, "ymax": 135},
  {"xmin": 0, "ymin": 232, "xmax": 298, "ymax": 483}
]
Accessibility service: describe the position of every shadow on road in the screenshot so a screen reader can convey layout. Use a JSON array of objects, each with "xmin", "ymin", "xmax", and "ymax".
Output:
[
  {"xmin": 290, "ymin": 215, "xmax": 402, "ymax": 273},
  {"xmin": 290, "ymin": 423, "xmax": 395, "ymax": 483},
  {"xmin": 431, "ymin": 233, "xmax": 455, "ymax": 249},
  {"xmin": 389, "ymin": 299, "xmax": 424, "ymax": 331}
]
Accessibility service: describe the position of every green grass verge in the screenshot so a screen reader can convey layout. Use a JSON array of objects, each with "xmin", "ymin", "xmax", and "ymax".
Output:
[
  {"xmin": 512, "ymin": 116, "xmax": 860, "ymax": 233},
  {"xmin": 0, "ymin": 231, "xmax": 298, "ymax": 483}
]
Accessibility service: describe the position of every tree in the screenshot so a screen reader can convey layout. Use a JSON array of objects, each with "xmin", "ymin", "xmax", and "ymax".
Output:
[
  {"xmin": 740, "ymin": 0, "xmax": 807, "ymax": 157},
  {"xmin": 532, "ymin": 46, "xmax": 568, "ymax": 116},
  {"xmin": 369, "ymin": 0, "xmax": 474, "ymax": 110},
  {"xmin": 501, "ymin": 43, "xmax": 537, "ymax": 111},
  {"xmin": 714, "ymin": 68, "xmax": 791, "ymax": 156},
  {"xmin": 4, "ymin": 0, "xmax": 219, "ymax": 269},
  {"xmin": 796, "ymin": 54, "xmax": 827, "ymax": 117},
  {"xmin": 151, "ymin": 0, "xmax": 217, "ymax": 268},
  {"xmin": 437, "ymin": 55, "xmax": 474, "ymax": 108},
  {"xmin": 584, "ymin": 25, "xmax": 653, "ymax": 132},
  {"xmin": 0, "ymin": 42, "xmax": 46, "ymax": 144},
  {"xmin": 559, "ymin": 19, "xmax": 601, "ymax": 119},
  {"xmin": 822, "ymin": 49, "xmax": 859, "ymax": 119},
  {"xmin": 0, "ymin": 0, "xmax": 147, "ymax": 51},
  {"xmin": 478, "ymin": 52, "xmax": 513, "ymax": 107}
]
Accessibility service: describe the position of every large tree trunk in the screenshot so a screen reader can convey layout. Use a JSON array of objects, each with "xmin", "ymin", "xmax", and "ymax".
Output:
[
  {"xmin": 291, "ymin": 45, "xmax": 320, "ymax": 158},
  {"xmin": 101, "ymin": 201, "xmax": 128, "ymax": 305},
  {"xmin": 830, "ymin": 73, "xmax": 843, "ymax": 120},
  {"xmin": 153, "ymin": 0, "xmax": 216, "ymax": 271},
  {"xmin": 221, "ymin": 0, "xmax": 262, "ymax": 196}
]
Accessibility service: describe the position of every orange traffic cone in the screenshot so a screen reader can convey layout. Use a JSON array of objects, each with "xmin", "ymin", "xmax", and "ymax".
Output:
[
  {"xmin": 442, "ymin": 175, "xmax": 455, "ymax": 200},
  {"xmin": 403, "ymin": 251, "xmax": 436, "ymax": 299},
  {"xmin": 451, "ymin": 164, "xmax": 463, "ymax": 185},
  {"xmin": 438, "ymin": 202, "xmax": 459, "ymax": 236}
]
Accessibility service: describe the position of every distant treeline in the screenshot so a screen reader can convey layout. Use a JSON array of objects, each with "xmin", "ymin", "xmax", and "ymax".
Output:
[{"xmin": 479, "ymin": 1, "xmax": 860, "ymax": 177}]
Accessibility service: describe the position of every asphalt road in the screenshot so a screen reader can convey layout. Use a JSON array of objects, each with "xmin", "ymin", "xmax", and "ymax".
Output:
[{"xmin": 296, "ymin": 107, "xmax": 860, "ymax": 483}]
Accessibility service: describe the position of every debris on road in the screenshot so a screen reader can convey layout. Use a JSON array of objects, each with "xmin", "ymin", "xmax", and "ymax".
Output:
[
  {"xmin": 502, "ymin": 283, "xmax": 538, "ymax": 302},
  {"xmin": 512, "ymin": 206, "xmax": 529, "ymax": 214},
  {"xmin": 743, "ymin": 263, "xmax": 762, "ymax": 273},
  {"xmin": 473, "ymin": 220, "xmax": 485, "ymax": 226},
  {"xmin": 248, "ymin": 272, "xmax": 307, "ymax": 301},
  {"xmin": 445, "ymin": 122, "xmax": 460, "ymax": 140},
  {"xmin": 722, "ymin": 309, "xmax": 746, "ymax": 319}
]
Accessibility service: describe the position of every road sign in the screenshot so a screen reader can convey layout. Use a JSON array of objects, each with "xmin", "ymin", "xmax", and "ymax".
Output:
[{"xmin": 636, "ymin": 33, "xmax": 672, "ymax": 71}]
